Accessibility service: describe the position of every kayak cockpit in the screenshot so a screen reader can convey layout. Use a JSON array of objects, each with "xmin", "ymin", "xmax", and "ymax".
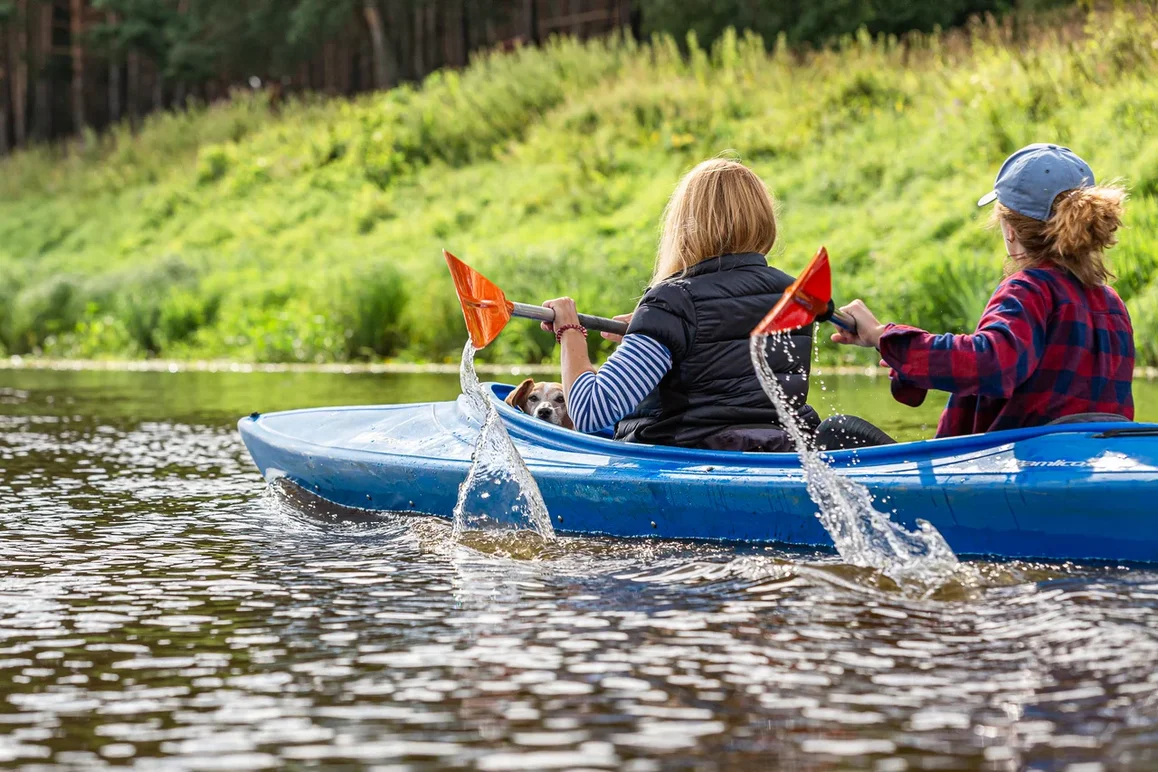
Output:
[{"xmin": 483, "ymin": 382, "xmax": 1158, "ymax": 473}]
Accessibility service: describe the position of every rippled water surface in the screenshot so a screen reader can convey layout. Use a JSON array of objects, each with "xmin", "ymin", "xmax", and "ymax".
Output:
[{"xmin": 3, "ymin": 368, "xmax": 1158, "ymax": 770}]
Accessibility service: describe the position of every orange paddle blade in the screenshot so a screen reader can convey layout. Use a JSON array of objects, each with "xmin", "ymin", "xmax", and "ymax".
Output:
[
  {"xmin": 752, "ymin": 247, "xmax": 833, "ymax": 335},
  {"xmin": 444, "ymin": 250, "xmax": 515, "ymax": 348}
]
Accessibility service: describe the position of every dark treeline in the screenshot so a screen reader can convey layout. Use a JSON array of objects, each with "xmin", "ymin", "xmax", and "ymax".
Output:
[
  {"xmin": 641, "ymin": 0, "xmax": 1067, "ymax": 51},
  {"xmin": 0, "ymin": 0, "xmax": 634, "ymax": 154},
  {"xmin": 0, "ymin": 0, "xmax": 1063, "ymax": 156}
]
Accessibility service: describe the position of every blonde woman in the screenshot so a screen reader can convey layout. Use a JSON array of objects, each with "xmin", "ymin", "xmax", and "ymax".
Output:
[
  {"xmin": 541, "ymin": 158, "xmax": 818, "ymax": 450},
  {"xmin": 831, "ymin": 143, "xmax": 1135, "ymax": 439}
]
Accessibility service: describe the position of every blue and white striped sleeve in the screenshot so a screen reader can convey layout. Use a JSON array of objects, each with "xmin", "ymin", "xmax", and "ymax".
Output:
[{"xmin": 569, "ymin": 334, "xmax": 672, "ymax": 434}]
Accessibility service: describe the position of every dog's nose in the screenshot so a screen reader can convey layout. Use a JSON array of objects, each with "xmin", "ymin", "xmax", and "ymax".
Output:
[{"xmin": 536, "ymin": 406, "xmax": 552, "ymax": 418}]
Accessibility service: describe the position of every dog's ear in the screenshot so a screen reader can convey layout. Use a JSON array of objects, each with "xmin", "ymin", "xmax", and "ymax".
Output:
[{"xmin": 505, "ymin": 378, "xmax": 535, "ymax": 411}]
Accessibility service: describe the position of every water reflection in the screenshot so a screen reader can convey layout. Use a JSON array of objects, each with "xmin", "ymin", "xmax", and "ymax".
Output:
[{"xmin": 1, "ymin": 369, "xmax": 1158, "ymax": 769}]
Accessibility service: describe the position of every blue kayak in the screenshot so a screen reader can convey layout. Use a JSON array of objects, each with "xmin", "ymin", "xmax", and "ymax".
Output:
[{"xmin": 238, "ymin": 383, "xmax": 1158, "ymax": 562}]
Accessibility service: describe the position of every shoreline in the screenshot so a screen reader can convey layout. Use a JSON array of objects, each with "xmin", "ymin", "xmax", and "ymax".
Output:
[{"xmin": 5, "ymin": 356, "xmax": 1158, "ymax": 380}]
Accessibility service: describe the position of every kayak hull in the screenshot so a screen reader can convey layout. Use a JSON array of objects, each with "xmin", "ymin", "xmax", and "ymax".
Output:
[{"xmin": 238, "ymin": 383, "xmax": 1158, "ymax": 562}]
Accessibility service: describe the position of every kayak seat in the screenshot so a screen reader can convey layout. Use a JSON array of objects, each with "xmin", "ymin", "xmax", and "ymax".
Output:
[
  {"xmin": 1046, "ymin": 412, "xmax": 1131, "ymax": 426},
  {"xmin": 699, "ymin": 425, "xmax": 794, "ymax": 453},
  {"xmin": 814, "ymin": 414, "xmax": 897, "ymax": 451}
]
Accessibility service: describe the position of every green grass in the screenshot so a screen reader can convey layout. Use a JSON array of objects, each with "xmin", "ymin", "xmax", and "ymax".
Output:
[{"xmin": 3, "ymin": 6, "xmax": 1158, "ymax": 366}]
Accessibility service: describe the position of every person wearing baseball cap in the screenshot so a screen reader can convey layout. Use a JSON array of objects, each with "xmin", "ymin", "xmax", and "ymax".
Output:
[{"xmin": 827, "ymin": 143, "xmax": 1135, "ymax": 440}]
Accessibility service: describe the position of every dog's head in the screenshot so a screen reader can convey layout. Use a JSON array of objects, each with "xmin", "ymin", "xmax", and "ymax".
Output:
[{"xmin": 504, "ymin": 378, "xmax": 572, "ymax": 429}]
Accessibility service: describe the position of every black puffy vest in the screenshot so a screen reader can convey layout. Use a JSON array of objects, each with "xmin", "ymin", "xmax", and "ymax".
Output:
[{"xmin": 614, "ymin": 252, "xmax": 817, "ymax": 448}]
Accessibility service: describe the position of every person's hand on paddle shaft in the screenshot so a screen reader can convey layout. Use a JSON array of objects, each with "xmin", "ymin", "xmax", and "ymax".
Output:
[
  {"xmin": 540, "ymin": 298, "xmax": 581, "ymax": 334},
  {"xmin": 830, "ymin": 300, "xmax": 888, "ymax": 349},
  {"xmin": 601, "ymin": 313, "xmax": 633, "ymax": 344}
]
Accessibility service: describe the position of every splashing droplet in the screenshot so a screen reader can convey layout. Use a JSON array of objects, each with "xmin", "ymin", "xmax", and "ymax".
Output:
[
  {"xmin": 453, "ymin": 341, "xmax": 555, "ymax": 541},
  {"xmin": 750, "ymin": 333, "xmax": 958, "ymax": 586}
]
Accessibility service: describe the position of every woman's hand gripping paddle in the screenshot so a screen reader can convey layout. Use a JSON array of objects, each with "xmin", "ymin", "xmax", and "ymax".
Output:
[
  {"xmin": 444, "ymin": 250, "xmax": 630, "ymax": 348},
  {"xmin": 751, "ymin": 247, "xmax": 858, "ymax": 336}
]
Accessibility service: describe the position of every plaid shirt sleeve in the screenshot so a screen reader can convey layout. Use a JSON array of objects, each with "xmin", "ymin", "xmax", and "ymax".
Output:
[{"xmin": 878, "ymin": 275, "xmax": 1052, "ymax": 399}]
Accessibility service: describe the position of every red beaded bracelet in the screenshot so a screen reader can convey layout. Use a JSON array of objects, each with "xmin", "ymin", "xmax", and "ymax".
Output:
[{"xmin": 555, "ymin": 324, "xmax": 588, "ymax": 344}]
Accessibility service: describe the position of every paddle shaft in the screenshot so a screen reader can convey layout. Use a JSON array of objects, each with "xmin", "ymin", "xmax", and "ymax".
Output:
[
  {"xmin": 511, "ymin": 302, "xmax": 629, "ymax": 337},
  {"xmin": 829, "ymin": 308, "xmax": 858, "ymax": 333},
  {"xmin": 513, "ymin": 301, "xmax": 852, "ymax": 336}
]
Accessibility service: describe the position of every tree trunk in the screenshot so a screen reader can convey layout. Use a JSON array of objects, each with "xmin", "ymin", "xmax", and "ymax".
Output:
[
  {"xmin": 569, "ymin": 0, "xmax": 582, "ymax": 36},
  {"xmin": 322, "ymin": 39, "xmax": 336, "ymax": 93},
  {"xmin": 339, "ymin": 28, "xmax": 352, "ymax": 93},
  {"xmin": 152, "ymin": 62, "xmax": 163, "ymax": 110},
  {"xmin": 426, "ymin": 3, "xmax": 437, "ymax": 71},
  {"xmin": 383, "ymin": 0, "xmax": 411, "ymax": 81},
  {"xmin": 441, "ymin": 1, "xmax": 459, "ymax": 67},
  {"xmin": 363, "ymin": 1, "xmax": 391, "ymax": 89},
  {"xmin": 127, "ymin": 48, "xmax": 140, "ymax": 128},
  {"xmin": 526, "ymin": 0, "xmax": 539, "ymax": 44},
  {"xmin": 460, "ymin": 0, "xmax": 470, "ymax": 65},
  {"xmin": 411, "ymin": 2, "xmax": 424, "ymax": 79},
  {"xmin": 173, "ymin": 0, "xmax": 188, "ymax": 107},
  {"xmin": 107, "ymin": 12, "xmax": 120, "ymax": 123},
  {"xmin": 485, "ymin": 3, "xmax": 497, "ymax": 47},
  {"xmin": 11, "ymin": 0, "xmax": 27, "ymax": 146},
  {"xmin": 628, "ymin": 0, "xmax": 641, "ymax": 39},
  {"xmin": 70, "ymin": 0, "xmax": 85, "ymax": 132},
  {"xmin": 357, "ymin": 40, "xmax": 371, "ymax": 91},
  {"xmin": 32, "ymin": 0, "xmax": 50, "ymax": 141},
  {"xmin": 0, "ymin": 25, "xmax": 8, "ymax": 154},
  {"xmin": 108, "ymin": 60, "xmax": 120, "ymax": 122}
]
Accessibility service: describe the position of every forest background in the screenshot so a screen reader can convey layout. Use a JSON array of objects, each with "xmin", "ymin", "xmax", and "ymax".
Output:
[{"xmin": 2, "ymin": 0, "xmax": 1158, "ymax": 367}]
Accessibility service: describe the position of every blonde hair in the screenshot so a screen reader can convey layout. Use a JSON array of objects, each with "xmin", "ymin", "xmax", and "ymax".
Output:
[
  {"xmin": 652, "ymin": 159, "xmax": 777, "ymax": 285},
  {"xmin": 995, "ymin": 184, "xmax": 1127, "ymax": 287}
]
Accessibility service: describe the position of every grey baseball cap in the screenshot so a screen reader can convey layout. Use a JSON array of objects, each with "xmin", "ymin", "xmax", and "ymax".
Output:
[{"xmin": 977, "ymin": 143, "xmax": 1095, "ymax": 221}]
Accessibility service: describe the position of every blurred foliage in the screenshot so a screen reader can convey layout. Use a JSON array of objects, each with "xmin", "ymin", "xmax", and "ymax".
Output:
[
  {"xmin": 2, "ymin": 6, "xmax": 1158, "ymax": 366},
  {"xmin": 640, "ymin": 0, "xmax": 1028, "ymax": 47}
]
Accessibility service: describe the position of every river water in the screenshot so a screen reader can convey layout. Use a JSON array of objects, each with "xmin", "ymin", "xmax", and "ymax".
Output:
[{"xmin": 2, "ymin": 368, "xmax": 1158, "ymax": 770}]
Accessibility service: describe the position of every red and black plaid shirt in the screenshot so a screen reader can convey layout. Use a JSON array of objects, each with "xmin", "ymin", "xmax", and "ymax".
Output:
[{"xmin": 880, "ymin": 266, "xmax": 1135, "ymax": 438}]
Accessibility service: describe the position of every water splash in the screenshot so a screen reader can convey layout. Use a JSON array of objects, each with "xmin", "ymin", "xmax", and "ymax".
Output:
[
  {"xmin": 750, "ymin": 333, "xmax": 959, "ymax": 586},
  {"xmin": 453, "ymin": 342, "xmax": 555, "ymax": 541},
  {"xmin": 458, "ymin": 340, "xmax": 489, "ymax": 420}
]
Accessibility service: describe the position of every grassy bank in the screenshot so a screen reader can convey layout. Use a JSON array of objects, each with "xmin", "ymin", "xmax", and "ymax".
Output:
[{"xmin": 2, "ymin": 6, "xmax": 1158, "ymax": 366}]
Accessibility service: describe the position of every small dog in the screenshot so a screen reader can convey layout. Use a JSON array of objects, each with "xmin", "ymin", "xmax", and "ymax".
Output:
[{"xmin": 505, "ymin": 378, "xmax": 573, "ymax": 429}]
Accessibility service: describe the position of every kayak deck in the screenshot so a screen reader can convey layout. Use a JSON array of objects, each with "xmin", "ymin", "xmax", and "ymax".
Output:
[{"xmin": 238, "ymin": 383, "xmax": 1158, "ymax": 562}]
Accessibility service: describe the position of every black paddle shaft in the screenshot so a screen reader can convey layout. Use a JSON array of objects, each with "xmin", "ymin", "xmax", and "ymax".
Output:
[
  {"xmin": 510, "ymin": 302, "xmax": 629, "ymax": 337},
  {"xmin": 817, "ymin": 300, "xmax": 859, "ymax": 334}
]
